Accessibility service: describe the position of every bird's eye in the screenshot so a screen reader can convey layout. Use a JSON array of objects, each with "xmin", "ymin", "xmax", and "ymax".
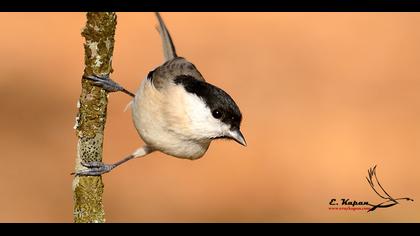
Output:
[{"xmin": 212, "ymin": 109, "xmax": 223, "ymax": 119}]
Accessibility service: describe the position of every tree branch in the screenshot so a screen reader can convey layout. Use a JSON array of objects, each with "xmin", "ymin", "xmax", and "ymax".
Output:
[{"xmin": 72, "ymin": 12, "xmax": 117, "ymax": 223}]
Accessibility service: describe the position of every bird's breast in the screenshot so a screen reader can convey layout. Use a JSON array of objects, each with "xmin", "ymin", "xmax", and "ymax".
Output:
[{"xmin": 131, "ymin": 79, "xmax": 210, "ymax": 159}]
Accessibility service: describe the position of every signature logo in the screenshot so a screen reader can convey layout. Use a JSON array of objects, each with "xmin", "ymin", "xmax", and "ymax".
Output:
[
  {"xmin": 328, "ymin": 165, "xmax": 413, "ymax": 212},
  {"xmin": 365, "ymin": 165, "xmax": 414, "ymax": 212}
]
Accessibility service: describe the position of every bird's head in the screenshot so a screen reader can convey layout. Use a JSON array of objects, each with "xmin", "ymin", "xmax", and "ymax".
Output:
[{"xmin": 174, "ymin": 75, "xmax": 246, "ymax": 146}]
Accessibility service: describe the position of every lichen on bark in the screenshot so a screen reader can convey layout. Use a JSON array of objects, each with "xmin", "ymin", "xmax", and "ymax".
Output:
[{"xmin": 73, "ymin": 12, "xmax": 117, "ymax": 223}]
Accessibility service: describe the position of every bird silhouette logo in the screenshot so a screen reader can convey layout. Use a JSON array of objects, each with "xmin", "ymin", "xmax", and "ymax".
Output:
[{"xmin": 366, "ymin": 165, "xmax": 414, "ymax": 212}]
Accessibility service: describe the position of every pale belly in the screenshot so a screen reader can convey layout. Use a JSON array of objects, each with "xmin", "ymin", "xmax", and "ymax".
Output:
[{"xmin": 131, "ymin": 79, "xmax": 210, "ymax": 160}]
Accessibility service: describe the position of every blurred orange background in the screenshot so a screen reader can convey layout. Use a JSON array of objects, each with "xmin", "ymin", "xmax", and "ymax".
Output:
[{"xmin": 0, "ymin": 12, "xmax": 418, "ymax": 222}]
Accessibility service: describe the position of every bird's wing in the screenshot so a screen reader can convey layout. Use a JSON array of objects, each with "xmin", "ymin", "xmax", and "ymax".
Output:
[{"xmin": 150, "ymin": 58, "xmax": 205, "ymax": 90}]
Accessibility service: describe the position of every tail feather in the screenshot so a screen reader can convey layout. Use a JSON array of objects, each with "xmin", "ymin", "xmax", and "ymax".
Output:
[{"xmin": 155, "ymin": 12, "xmax": 177, "ymax": 61}]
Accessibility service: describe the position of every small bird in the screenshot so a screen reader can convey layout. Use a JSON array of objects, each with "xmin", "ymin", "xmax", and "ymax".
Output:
[{"xmin": 76, "ymin": 13, "xmax": 245, "ymax": 176}]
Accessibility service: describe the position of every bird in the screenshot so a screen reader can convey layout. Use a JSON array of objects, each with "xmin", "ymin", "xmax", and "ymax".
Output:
[{"xmin": 75, "ymin": 12, "xmax": 245, "ymax": 176}]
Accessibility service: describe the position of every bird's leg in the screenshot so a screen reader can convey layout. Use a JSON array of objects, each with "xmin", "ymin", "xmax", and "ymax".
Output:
[
  {"xmin": 72, "ymin": 146, "xmax": 154, "ymax": 176},
  {"xmin": 83, "ymin": 74, "xmax": 135, "ymax": 97}
]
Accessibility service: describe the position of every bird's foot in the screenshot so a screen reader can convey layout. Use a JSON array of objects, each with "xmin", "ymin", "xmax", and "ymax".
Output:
[
  {"xmin": 72, "ymin": 161, "xmax": 116, "ymax": 176},
  {"xmin": 83, "ymin": 74, "xmax": 126, "ymax": 93}
]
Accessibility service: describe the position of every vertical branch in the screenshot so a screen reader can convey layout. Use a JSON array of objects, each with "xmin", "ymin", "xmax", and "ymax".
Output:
[{"xmin": 72, "ymin": 12, "xmax": 117, "ymax": 223}]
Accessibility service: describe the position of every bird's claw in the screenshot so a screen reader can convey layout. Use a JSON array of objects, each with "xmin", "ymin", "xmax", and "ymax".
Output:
[
  {"xmin": 83, "ymin": 74, "xmax": 125, "ymax": 93},
  {"xmin": 72, "ymin": 161, "xmax": 116, "ymax": 176}
]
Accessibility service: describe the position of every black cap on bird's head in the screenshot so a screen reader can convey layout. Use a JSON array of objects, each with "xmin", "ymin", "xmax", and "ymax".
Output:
[{"xmin": 174, "ymin": 75, "xmax": 246, "ymax": 146}]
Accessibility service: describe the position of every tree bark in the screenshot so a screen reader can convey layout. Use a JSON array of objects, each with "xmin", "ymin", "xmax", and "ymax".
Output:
[{"xmin": 72, "ymin": 12, "xmax": 117, "ymax": 223}]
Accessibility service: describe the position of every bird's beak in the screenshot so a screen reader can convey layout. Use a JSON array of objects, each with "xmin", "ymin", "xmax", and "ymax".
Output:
[{"xmin": 228, "ymin": 129, "xmax": 247, "ymax": 146}]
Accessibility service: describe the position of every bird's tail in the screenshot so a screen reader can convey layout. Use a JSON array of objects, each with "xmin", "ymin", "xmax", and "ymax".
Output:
[{"xmin": 155, "ymin": 12, "xmax": 178, "ymax": 62}]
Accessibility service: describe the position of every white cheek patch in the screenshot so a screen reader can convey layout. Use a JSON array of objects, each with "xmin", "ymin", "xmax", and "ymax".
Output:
[{"xmin": 183, "ymin": 92, "xmax": 230, "ymax": 139}]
